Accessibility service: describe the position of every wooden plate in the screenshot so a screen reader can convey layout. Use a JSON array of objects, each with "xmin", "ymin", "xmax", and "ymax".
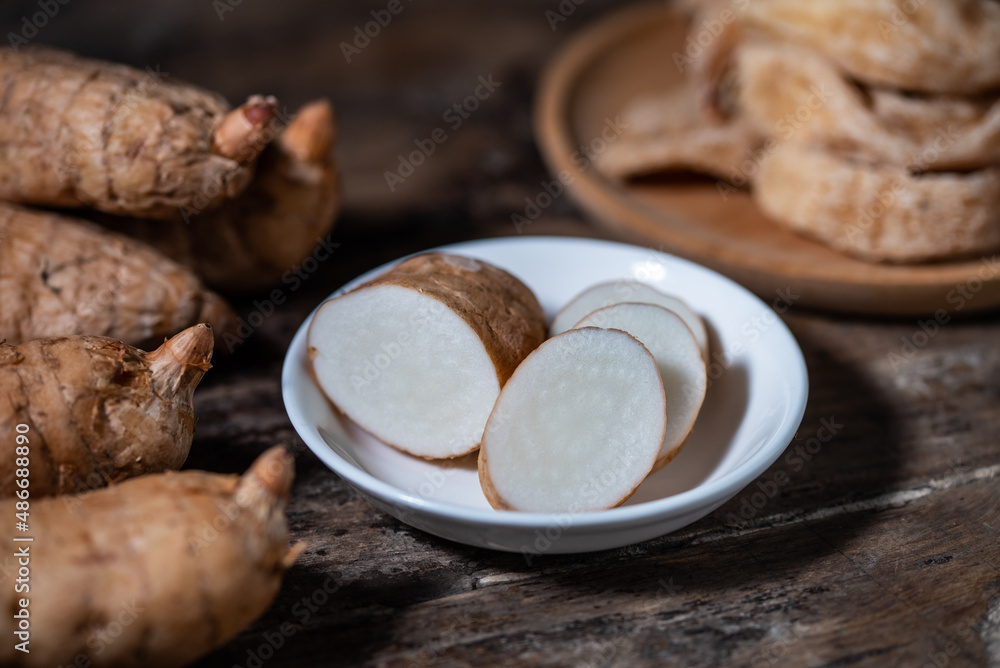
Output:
[{"xmin": 533, "ymin": 3, "xmax": 1000, "ymax": 316}]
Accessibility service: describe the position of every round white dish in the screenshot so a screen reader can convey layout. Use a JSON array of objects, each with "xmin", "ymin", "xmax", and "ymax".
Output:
[{"xmin": 282, "ymin": 236, "xmax": 808, "ymax": 554}]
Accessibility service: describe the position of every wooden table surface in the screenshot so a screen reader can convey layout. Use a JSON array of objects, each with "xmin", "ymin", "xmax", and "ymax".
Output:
[{"xmin": 13, "ymin": 0, "xmax": 1000, "ymax": 665}]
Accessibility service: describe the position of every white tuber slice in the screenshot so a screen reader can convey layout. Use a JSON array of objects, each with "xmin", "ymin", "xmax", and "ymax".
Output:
[
  {"xmin": 310, "ymin": 286, "xmax": 495, "ymax": 457},
  {"xmin": 550, "ymin": 281, "xmax": 709, "ymax": 357},
  {"xmin": 308, "ymin": 253, "xmax": 545, "ymax": 459},
  {"xmin": 574, "ymin": 303, "xmax": 707, "ymax": 471},
  {"xmin": 479, "ymin": 327, "xmax": 666, "ymax": 512}
]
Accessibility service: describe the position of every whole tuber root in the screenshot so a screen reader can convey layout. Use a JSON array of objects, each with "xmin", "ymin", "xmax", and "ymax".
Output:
[
  {"xmin": 102, "ymin": 99, "xmax": 340, "ymax": 292},
  {"xmin": 0, "ymin": 46, "xmax": 281, "ymax": 219},
  {"xmin": 0, "ymin": 324, "xmax": 214, "ymax": 497},
  {"xmin": 0, "ymin": 202, "xmax": 237, "ymax": 349},
  {"xmin": 0, "ymin": 446, "xmax": 302, "ymax": 667}
]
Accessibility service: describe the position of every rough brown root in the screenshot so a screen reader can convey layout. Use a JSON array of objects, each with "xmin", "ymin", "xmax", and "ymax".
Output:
[
  {"xmin": 0, "ymin": 46, "xmax": 277, "ymax": 218},
  {"xmin": 0, "ymin": 325, "xmax": 214, "ymax": 497},
  {"xmin": 0, "ymin": 447, "xmax": 299, "ymax": 667},
  {"xmin": 98, "ymin": 99, "xmax": 340, "ymax": 293},
  {"xmin": 0, "ymin": 202, "xmax": 238, "ymax": 350}
]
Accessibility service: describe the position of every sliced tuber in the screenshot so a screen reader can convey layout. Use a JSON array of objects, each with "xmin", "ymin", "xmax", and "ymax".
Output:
[
  {"xmin": 0, "ymin": 446, "xmax": 301, "ymax": 668},
  {"xmin": 574, "ymin": 303, "xmax": 707, "ymax": 471},
  {"xmin": 550, "ymin": 281, "xmax": 709, "ymax": 357},
  {"xmin": 0, "ymin": 324, "xmax": 214, "ymax": 497},
  {"xmin": 479, "ymin": 327, "xmax": 666, "ymax": 512},
  {"xmin": 308, "ymin": 253, "xmax": 545, "ymax": 459}
]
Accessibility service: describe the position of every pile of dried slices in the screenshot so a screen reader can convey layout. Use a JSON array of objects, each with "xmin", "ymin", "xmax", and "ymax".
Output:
[{"xmin": 598, "ymin": 0, "xmax": 1000, "ymax": 263}]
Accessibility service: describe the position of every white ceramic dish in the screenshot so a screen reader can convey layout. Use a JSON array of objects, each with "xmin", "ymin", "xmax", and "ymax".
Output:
[{"xmin": 282, "ymin": 237, "xmax": 808, "ymax": 554}]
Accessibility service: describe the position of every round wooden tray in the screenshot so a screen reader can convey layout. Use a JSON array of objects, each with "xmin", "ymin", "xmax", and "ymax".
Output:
[{"xmin": 533, "ymin": 3, "xmax": 1000, "ymax": 316}]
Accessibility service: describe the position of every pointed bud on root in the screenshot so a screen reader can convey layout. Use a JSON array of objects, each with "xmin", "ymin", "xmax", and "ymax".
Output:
[
  {"xmin": 235, "ymin": 446, "xmax": 301, "ymax": 567},
  {"xmin": 279, "ymin": 99, "xmax": 336, "ymax": 164},
  {"xmin": 282, "ymin": 541, "xmax": 307, "ymax": 569},
  {"xmin": 212, "ymin": 95, "xmax": 282, "ymax": 163},
  {"xmin": 147, "ymin": 323, "xmax": 214, "ymax": 400},
  {"xmin": 237, "ymin": 446, "xmax": 295, "ymax": 505}
]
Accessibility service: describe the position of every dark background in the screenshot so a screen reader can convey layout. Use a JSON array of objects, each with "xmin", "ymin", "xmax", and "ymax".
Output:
[{"xmin": 0, "ymin": 0, "xmax": 601, "ymax": 245}]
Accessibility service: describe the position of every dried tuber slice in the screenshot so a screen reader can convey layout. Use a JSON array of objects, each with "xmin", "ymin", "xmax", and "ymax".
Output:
[
  {"xmin": 740, "ymin": 0, "xmax": 1000, "ymax": 95},
  {"xmin": 735, "ymin": 40, "xmax": 1000, "ymax": 171},
  {"xmin": 753, "ymin": 143, "xmax": 1000, "ymax": 262}
]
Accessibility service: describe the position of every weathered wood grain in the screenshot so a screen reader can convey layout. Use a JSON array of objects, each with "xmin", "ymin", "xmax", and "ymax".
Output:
[{"xmin": 6, "ymin": 0, "xmax": 999, "ymax": 665}]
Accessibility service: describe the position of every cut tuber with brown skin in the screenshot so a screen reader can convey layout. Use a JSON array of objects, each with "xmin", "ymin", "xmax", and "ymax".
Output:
[
  {"xmin": 0, "ymin": 202, "xmax": 237, "ymax": 350},
  {"xmin": 309, "ymin": 253, "xmax": 546, "ymax": 459},
  {"xmin": 0, "ymin": 46, "xmax": 281, "ymax": 219},
  {"xmin": 100, "ymin": 100, "xmax": 339, "ymax": 293},
  {"xmin": 0, "ymin": 446, "xmax": 302, "ymax": 668},
  {"xmin": 0, "ymin": 324, "xmax": 214, "ymax": 497}
]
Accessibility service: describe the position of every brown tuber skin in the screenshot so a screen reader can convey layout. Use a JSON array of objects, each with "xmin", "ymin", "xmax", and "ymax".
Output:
[
  {"xmin": 101, "ymin": 99, "xmax": 340, "ymax": 292},
  {"xmin": 360, "ymin": 253, "xmax": 547, "ymax": 389},
  {"xmin": 0, "ymin": 46, "xmax": 281, "ymax": 219},
  {"xmin": 308, "ymin": 252, "xmax": 546, "ymax": 459},
  {"xmin": 0, "ymin": 446, "xmax": 302, "ymax": 667},
  {"xmin": 0, "ymin": 202, "xmax": 237, "ymax": 349},
  {"xmin": 0, "ymin": 324, "xmax": 214, "ymax": 497}
]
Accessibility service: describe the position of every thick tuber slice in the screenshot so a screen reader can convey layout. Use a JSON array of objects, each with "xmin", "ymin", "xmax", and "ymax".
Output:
[
  {"xmin": 574, "ymin": 303, "xmax": 707, "ymax": 471},
  {"xmin": 0, "ymin": 46, "xmax": 280, "ymax": 219},
  {"xmin": 0, "ymin": 446, "xmax": 301, "ymax": 668},
  {"xmin": 550, "ymin": 281, "xmax": 709, "ymax": 357},
  {"xmin": 309, "ymin": 253, "xmax": 546, "ymax": 459},
  {"xmin": 101, "ymin": 100, "xmax": 339, "ymax": 293},
  {"xmin": 479, "ymin": 328, "xmax": 666, "ymax": 512},
  {"xmin": 0, "ymin": 324, "xmax": 214, "ymax": 497},
  {"xmin": 0, "ymin": 202, "xmax": 236, "ymax": 349}
]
